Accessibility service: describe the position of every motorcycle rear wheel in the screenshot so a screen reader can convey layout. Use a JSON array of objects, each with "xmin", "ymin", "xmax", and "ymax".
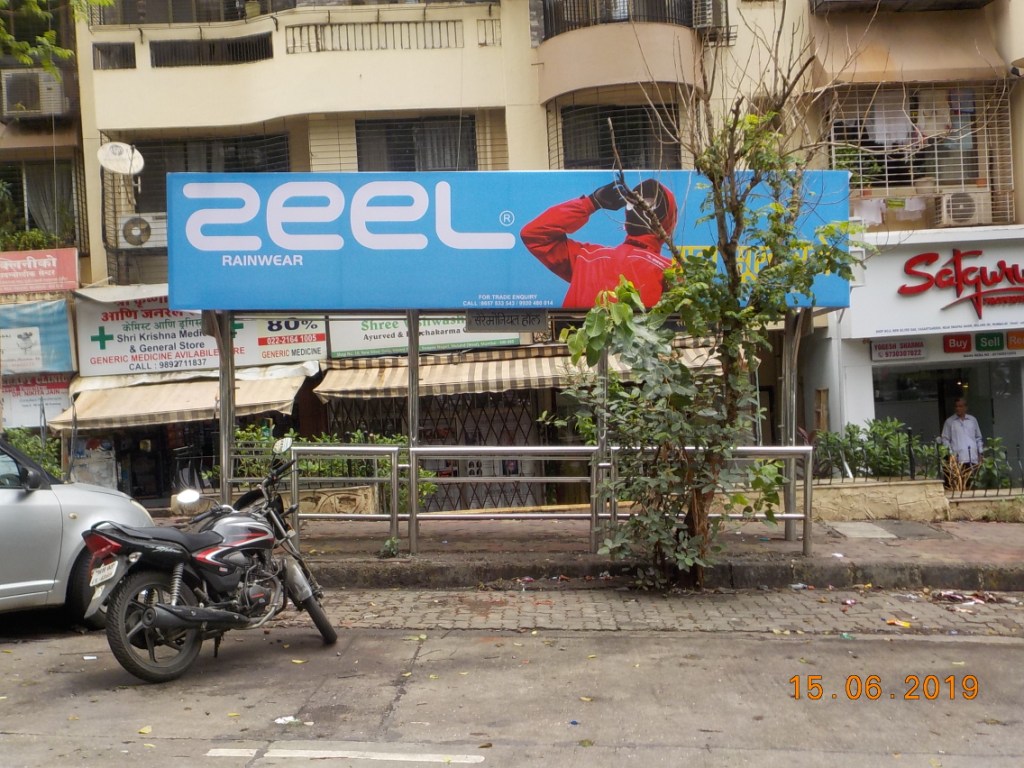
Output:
[{"xmin": 106, "ymin": 569, "xmax": 204, "ymax": 683}]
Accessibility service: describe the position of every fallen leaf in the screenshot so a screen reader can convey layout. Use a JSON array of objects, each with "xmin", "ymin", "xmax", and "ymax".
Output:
[
  {"xmin": 68, "ymin": 715, "xmax": 79, "ymax": 721},
  {"xmin": 587, "ymin": 654, "xmax": 597, "ymax": 659},
  {"xmin": 952, "ymin": 661, "xmax": 966, "ymax": 667},
  {"xmin": 138, "ymin": 725, "xmax": 152, "ymax": 735},
  {"xmin": 227, "ymin": 713, "xmax": 240, "ymax": 718},
  {"xmin": 402, "ymin": 672, "xmax": 413, "ymax": 677},
  {"xmin": 579, "ymin": 696, "xmax": 593, "ymax": 702},
  {"xmin": 479, "ymin": 743, "xmax": 493, "ymax": 749},
  {"xmin": 429, "ymin": 674, "xmax": 440, "ymax": 680},
  {"xmin": 579, "ymin": 739, "xmax": 594, "ymax": 747},
  {"xmin": 144, "ymin": 744, "xmax": 156, "ymax": 749},
  {"xmin": 291, "ymin": 659, "xmax": 307, "ymax": 664}
]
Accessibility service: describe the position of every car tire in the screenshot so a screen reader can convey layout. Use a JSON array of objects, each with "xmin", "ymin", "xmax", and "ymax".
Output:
[{"xmin": 66, "ymin": 551, "xmax": 105, "ymax": 630}]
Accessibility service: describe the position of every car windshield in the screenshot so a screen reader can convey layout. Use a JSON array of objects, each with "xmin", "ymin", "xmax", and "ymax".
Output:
[{"xmin": 0, "ymin": 437, "xmax": 62, "ymax": 484}]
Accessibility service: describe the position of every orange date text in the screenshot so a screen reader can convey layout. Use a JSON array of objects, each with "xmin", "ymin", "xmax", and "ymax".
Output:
[{"xmin": 789, "ymin": 674, "xmax": 979, "ymax": 701}]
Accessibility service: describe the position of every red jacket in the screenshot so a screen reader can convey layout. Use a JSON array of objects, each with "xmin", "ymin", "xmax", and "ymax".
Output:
[{"xmin": 520, "ymin": 194, "xmax": 676, "ymax": 308}]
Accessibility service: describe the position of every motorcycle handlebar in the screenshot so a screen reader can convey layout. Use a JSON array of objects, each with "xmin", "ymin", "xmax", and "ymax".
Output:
[{"xmin": 267, "ymin": 457, "xmax": 297, "ymax": 484}]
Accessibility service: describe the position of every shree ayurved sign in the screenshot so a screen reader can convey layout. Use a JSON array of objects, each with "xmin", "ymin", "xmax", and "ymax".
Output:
[{"xmin": 167, "ymin": 170, "xmax": 850, "ymax": 312}]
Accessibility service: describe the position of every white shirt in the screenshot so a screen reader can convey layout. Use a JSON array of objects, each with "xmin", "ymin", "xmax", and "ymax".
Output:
[{"xmin": 941, "ymin": 414, "xmax": 984, "ymax": 464}]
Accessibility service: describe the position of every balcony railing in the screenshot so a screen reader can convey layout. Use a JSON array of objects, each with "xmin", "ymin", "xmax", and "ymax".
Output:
[
  {"xmin": 542, "ymin": 0, "xmax": 693, "ymax": 40},
  {"xmin": 810, "ymin": 0, "xmax": 994, "ymax": 13}
]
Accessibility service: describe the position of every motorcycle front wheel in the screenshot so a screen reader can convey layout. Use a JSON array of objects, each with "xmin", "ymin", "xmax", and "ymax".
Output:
[
  {"xmin": 106, "ymin": 569, "xmax": 204, "ymax": 683},
  {"xmin": 302, "ymin": 594, "xmax": 338, "ymax": 645}
]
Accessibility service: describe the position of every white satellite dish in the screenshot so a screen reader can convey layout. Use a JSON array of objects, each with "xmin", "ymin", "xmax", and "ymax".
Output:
[{"xmin": 97, "ymin": 142, "xmax": 145, "ymax": 175}]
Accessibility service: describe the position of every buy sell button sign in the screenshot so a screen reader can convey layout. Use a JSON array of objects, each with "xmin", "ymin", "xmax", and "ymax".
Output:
[
  {"xmin": 975, "ymin": 332, "xmax": 1004, "ymax": 352},
  {"xmin": 1008, "ymin": 331, "xmax": 1024, "ymax": 350}
]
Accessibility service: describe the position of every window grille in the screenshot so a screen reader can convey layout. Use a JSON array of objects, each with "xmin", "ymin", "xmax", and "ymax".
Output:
[
  {"xmin": 91, "ymin": 0, "xmax": 296, "ymax": 25},
  {"xmin": 323, "ymin": 391, "xmax": 544, "ymax": 512},
  {"xmin": 542, "ymin": 0, "xmax": 693, "ymax": 40},
  {"xmin": 356, "ymin": 117, "xmax": 477, "ymax": 172},
  {"xmin": 150, "ymin": 33, "xmax": 273, "ymax": 67},
  {"xmin": 287, "ymin": 21, "xmax": 463, "ymax": 54},
  {"xmin": 828, "ymin": 81, "xmax": 1014, "ymax": 224},
  {"xmin": 477, "ymin": 19, "xmax": 501, "ymax": 46},
  {"xmin": 94, "ymin": 43, "xmax": 137, "ymax": 70},
  {"xmin": 547, "ymin": 96, "xmax": 682, "ymax": 170}
]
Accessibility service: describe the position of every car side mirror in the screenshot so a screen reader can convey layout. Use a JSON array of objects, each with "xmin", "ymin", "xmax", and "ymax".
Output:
[{"xmin": 20, "ymin": 467, "xmax": 43, "ymax": 491}]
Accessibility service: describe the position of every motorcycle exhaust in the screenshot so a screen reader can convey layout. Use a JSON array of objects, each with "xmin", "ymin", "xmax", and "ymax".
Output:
[{"xmin": 142, "ymin": 604, "xmax": 252, "ymax": 631}]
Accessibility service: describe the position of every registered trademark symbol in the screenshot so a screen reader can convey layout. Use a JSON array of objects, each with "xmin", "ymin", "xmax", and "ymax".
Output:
[{"xmin": 499, "ymin": 210, "xmax": 515, "ymax": 227}]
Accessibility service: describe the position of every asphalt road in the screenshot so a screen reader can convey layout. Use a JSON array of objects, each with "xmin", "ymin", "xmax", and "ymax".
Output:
[{"xmin": 2, "ymin": 588, "xmax": 1023, "ymax": 768}]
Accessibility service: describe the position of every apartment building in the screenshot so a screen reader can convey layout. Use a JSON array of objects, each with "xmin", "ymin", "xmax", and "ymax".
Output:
[{"xmin": 2, "ymin": 0, "xmax": 1020, "ymax": 499}]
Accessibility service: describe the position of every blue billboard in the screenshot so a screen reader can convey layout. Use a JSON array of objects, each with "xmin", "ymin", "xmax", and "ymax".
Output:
[{"xmin": 167, "ymin": 170, "xmax": 849, "ymax": 312}]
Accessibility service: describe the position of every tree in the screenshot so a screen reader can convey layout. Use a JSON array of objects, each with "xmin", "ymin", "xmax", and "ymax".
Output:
[{"xmin": 559, "ymin": 3, "xmax": 860, "ymax": 589}]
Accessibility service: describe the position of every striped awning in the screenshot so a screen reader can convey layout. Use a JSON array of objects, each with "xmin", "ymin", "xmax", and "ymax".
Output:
[
  {"xmin": 48, "ymin": 376, "xmax": 306, "ymax": 432},
  {"xmin": 315, "ymin": 344, "xmax": 718, "ymax": 400}
]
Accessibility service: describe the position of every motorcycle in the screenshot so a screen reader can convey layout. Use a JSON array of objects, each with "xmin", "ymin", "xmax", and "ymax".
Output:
[{"xmin": 82, "ymin": 438, "xmax": 337, "ymax": 683}]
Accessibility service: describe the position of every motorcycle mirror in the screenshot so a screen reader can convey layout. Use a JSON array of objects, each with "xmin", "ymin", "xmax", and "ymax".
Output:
[{"xmin": 273, "ymin": 437, "xmax": 293, "ymax": 455}]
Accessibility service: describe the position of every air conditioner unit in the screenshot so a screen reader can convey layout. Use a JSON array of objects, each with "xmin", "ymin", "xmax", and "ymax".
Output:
[
  {"xmin": 117, "ymin": 213, "xmax": 168, "ymax": 249},
  {"xmin": 932, "ymin": 191, "xmax": 993, "ymax": 228},
  {"xmin": 692, "ymin": 0, "xmax": 723, "ymax": 28},
  {"xmin": 1, "ymin": 69, "xmax": 67, "ymax": 120}
]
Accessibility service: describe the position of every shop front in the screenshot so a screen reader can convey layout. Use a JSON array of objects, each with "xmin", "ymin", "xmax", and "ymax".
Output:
[
  {"xmin": 46, "ymin": 284, "xmax": 327, "ymax": 502},
  {"xmin": 805, "ymin": 227, "xmax": 1024, "ymax": 476}
]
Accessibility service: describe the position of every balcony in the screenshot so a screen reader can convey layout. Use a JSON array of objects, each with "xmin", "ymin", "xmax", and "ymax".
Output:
[
  {"xmin": 810, "ymin": 0, "xmax": 994, "ymax": 14},
  {"xmin": 542, "ymin": 0, "xmax": 694, "ymax": 40}
]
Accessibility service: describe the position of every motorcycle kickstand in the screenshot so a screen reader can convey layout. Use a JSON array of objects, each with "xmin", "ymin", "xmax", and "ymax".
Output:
[{"xmin": 213, "ymin": 635, "xmax": 222, "ymax": 658}]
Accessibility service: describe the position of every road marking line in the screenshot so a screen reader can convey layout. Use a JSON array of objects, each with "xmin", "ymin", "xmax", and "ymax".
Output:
[
  {"xmin": 207, "ymin": 749, "xmax": 258, "ymax": 757},
  {"xmin": 266, "ymin": 748, "xmax": 484, "ymax": 763}
]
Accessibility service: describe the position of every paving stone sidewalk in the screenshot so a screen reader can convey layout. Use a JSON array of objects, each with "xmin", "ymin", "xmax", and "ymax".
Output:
[{"xmin": 320, "ymin": 586, "xmax": 1024, "ymax": 638}]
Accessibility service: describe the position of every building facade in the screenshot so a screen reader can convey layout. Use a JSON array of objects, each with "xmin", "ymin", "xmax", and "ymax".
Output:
[{"xmin": 1, "ymin": 0, "xmax": 1021, "ymax": 500}]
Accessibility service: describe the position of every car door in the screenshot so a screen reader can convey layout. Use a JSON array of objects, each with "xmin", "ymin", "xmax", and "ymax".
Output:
[{"xmin": 0, "ymin": 448, "xmax": 63, "ymax": 609}]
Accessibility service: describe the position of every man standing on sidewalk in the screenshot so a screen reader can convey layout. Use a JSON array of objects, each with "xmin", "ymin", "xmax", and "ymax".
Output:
[{"xmin": 941, "ymin": 397, "xmax": 984, "ymax": 488}]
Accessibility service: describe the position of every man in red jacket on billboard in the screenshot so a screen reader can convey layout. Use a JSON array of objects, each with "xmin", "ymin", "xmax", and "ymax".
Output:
[{"xmin": 520, "ymin": 178, "xmax": 678, "ymax": 308}]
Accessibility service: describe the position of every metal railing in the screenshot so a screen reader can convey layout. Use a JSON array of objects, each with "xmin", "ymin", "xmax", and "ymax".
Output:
[{"xmin": 280, "ymin": 443, "xmax": 814, "ymax": 557}]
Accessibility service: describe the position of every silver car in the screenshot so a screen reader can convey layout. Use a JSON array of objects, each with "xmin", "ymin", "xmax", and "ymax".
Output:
[{"xmin": 0, "ymin": 436, "xmax": 154, "ymax": 628}]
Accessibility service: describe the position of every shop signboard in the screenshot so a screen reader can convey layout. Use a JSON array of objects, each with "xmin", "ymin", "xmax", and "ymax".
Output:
[
  {"xmin": 328, "ymin": 315, "xmax": 520, "ymax": 358},
  {"xmin": 0, "ymin": 299, "xmax": 74, "ymax": 374},
  {"xmin": 0, "ymin": 248, "xmax": 78, "ymax": 294},
  {"xmin": 870, "ymin": 331, "xmax": 1024, "ymax": 364},
  {"xmin": 167, "ymin": 170, "xmax": 851, "ymax": 312},
  {"xmin": 76, "ymin": 295, "xmax": 328, "ymax": 376},
  {"xmin": 0, "ymin": 373, "xmax": 70, "ymax": 429},
  {"xmin": 851, "ymin": 233, "xmax": 1024, "ymax": 338}
]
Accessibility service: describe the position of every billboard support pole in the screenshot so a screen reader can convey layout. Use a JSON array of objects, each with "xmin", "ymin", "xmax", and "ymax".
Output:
[{"xmin": 407, "ymin": 310, "xmax": 420, "ymax": 553}]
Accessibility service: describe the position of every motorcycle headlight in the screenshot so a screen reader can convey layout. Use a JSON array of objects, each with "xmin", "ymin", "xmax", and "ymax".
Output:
[{"xmin": 174, "ymin": 489, "xmax": 205, "ymax": 515}]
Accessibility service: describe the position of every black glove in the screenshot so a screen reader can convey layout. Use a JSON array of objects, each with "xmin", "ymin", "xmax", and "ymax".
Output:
[{"xmin": 588, "ymin": 181, "xmax": 628, "ymax": 211}]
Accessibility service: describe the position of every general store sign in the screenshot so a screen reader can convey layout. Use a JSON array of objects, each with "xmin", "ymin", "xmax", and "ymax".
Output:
[
  {"xmin": 76, "ymin": 296, "xmax": 327, "ymax": 376},
  {"xmin": 851, "ymin": 236, "xmax": 1024, "ymax": 338},
  {"xmin": 167, "ymin": 170, "xmax": 850, "ymax": 312},
  {"xmin": 0, "ymin": 248, "xmax": 78, "ymax": 294}
]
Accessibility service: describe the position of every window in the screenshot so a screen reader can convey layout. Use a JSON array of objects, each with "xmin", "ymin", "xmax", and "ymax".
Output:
[
  {"xmin": 829, "ymin": 82, "xmax": 1011, "ymax": 193},
  {"xmin": 0, "ymin": 0, "xmax": 69, "ymax": 46},
  {"xmin": 94, "ymin": 43, "xmax": 137, "ymax": 70},
  {"xmin": 150, "ymin": 34, "xmax": 272, "ymax": 67},
  {"xmin": 129, "ymin": 135, "xmax": 290, "ymax": 212},
  {"xmin": 0, "ymin": 160, "xmax": 78, "ymax": 245},
  {"xmin": 356, "ymin": 117, "xmax": 477, "ymax": 172},
  {"xmin": 555, "ymin": 104, "xmax": 680, "ymax": 170}
]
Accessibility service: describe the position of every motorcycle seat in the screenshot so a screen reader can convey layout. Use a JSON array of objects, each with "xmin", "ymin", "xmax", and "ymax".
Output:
[{"xmin": 101, "ymin": 522, "xmax": 223, "ymax": 551}]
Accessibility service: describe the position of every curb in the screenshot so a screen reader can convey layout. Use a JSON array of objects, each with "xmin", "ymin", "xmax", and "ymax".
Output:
[{"xmin": 306, "ymin": 555, "xmax": 1024, "ymax": 592}]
